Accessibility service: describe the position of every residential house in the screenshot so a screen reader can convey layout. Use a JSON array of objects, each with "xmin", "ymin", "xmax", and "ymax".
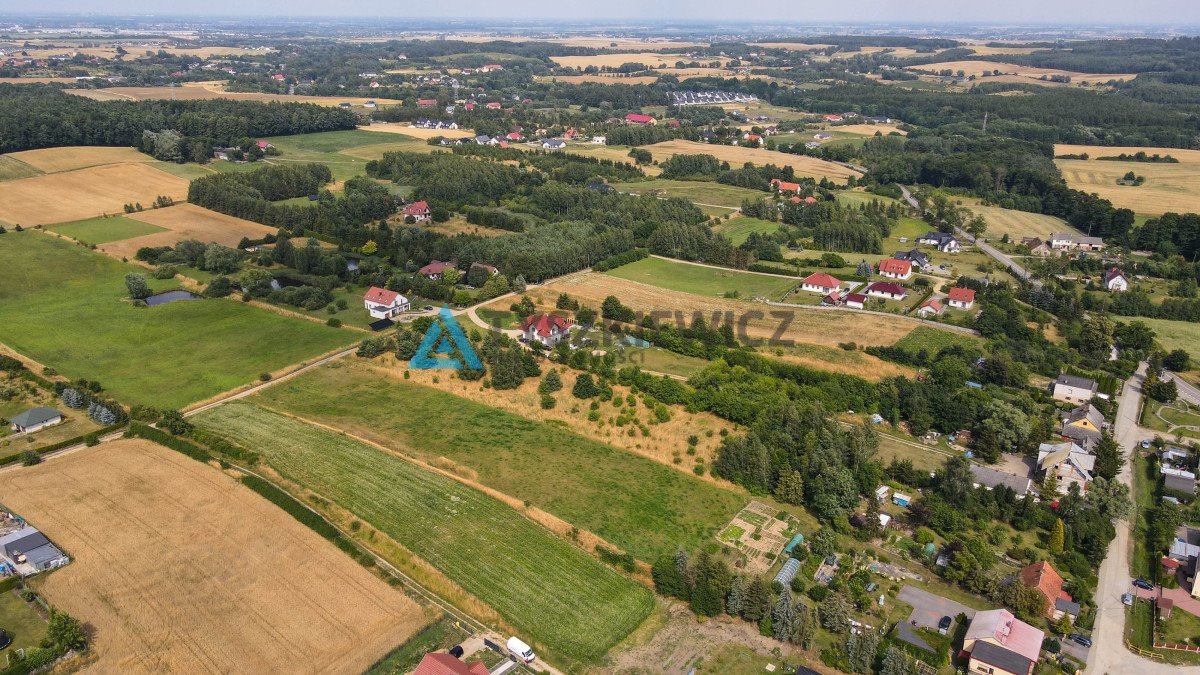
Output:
[
  {"xmin": 946, "ymin": 287, "xmax": 976, "ymax": 310},
  {"xmin": 417, "ymin": 98, "xmax": 438, "ymax": 108},
  {"xmin": 363, "ymin": 100, "xmax": 377, "ymax": 108},
  {"xmin": 337, "ymin": 102, "xmax": 351, "ymax": 109},
  {"xmin": 813, "ymin": 132, "xmax": 833, "ymax": 140},
  {"xmin": 0, "ymin": 526, "xmax": 69, "ymax": 573},
  {"xmin": 542, "ymin": 139, "xmax": 566, "ymax": 150},
  {"xmin": 363, "ymin": 287, "xmax": 410, "ymax": 319},
  {"xmin": 800, "ymin": 272, "xmax": 841, "ymax": 295},
  {"xmin": 1049, "ymin": 232, "xmax": 1105, "ymax": 252},
  {"xmin": 893, "ymin": 249, "xmax": 930, "ymax": 272},
  {"xmin": 419, "ymin": 261, "xmax": 456, "ymax": 280},
  {"xmin": 1169, "ymin": 526, "xmax": 1200, "ymax": 563},
  {"xmin": 8, "ymin": 407, "xmax": 63, "ymax": 434},
  {"xmin": 412, "ymin": 652, "xmax": 489, "ymax": 675},
  {"xmin": 875, "ymin": 485, "xmax": 891, "ymax": 502},
  {"xmin": 478, "ymin": 64, "xmax": 504, "ymax": 72},
  {"xmin": 771, "ymin": 178, "xmax": 801, "ymax": 193},
  {"xmin": 1020, "ymin": 237, "xmax": 1054, "ymax": 257},
  {"xmin": 1104, "ymin": 267, "xmax": 1130, "ymax": 292},
  {"xmin": 878, "ymin": 258, "xmax": 913, "ymax": 280},
  {"xmin": 505, "ymin": 132, "xmax": 524, "ymax": 142},
  {"xmin": 969, "ymin": 464, "xmax": 1032, "ymax": 494},
  {"xmin": 845, "ymin": 293, "xmax": 866, "ymax": 310},
  {"xmin": 866, "ymin": 281, "xmax": 908, "ymax": 301},
  {"xmin": 918, "ymin": 231, "xmax": 961, "ymax": 253},
  {"xmin": 1051, "ymin": 374, "xmax": 1098, "ymax": 404},
  {"xmin": 1060, "ymin": 403, "xmax": 1105, "ymax": 449},
  {"xmin": 469, "ymin": 262, "xmax": 499, "ymax": 278},
  {"xmin": 964, "ymin": 609, "xmax": 1044, "ymax": 675},
  {"xmin": 473, "ymin": 135, "xmax": 497, "ymax": 145},
  {"xmin": 522, "ymin": 314, "xmax": 572, "ymax": 347},
  {"xmin": 624, "ymin": 113, "xmax": 657, "ymax": 125},
  {"xmin": 916, "ymin": 299, "xmax": 945, "ymax": 318},
  {"xmin": 403, "ymin": 201, "xmax": 432, "ymax": 222},
  {"xmin": 823, "ymin": 114, "xmax": 843, "ymax": 122},
  {"xmin": 1018, "ymin": 560, "xmax": 1072, "ymax": 619},
  {"xmin": 1037, "ymin": 441, "xmax": 1095, "ymax": 494},
  {"xmin": 591, "ymin": 135, "xmax": 606, "ymax": 144},
  {"xmin": 1163, "ymin": 466, "xmax": 1197, "ymax": 495}
]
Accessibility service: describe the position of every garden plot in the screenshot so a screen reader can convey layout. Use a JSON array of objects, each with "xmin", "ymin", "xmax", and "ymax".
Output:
[{"xmin": 716, "ymin": 501, "xmax": 791, "ymax": 575}]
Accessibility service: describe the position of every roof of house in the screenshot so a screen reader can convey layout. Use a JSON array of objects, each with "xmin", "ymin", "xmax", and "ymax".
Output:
[
  {"xmin": 403, "ymin": 201, "xmax": 431, "ymax": 214},
  {"xmin": 894, "ymin": 249, "xmax": 929, "ymax": 265},
  {"xmin": 419, "ymin": 260, "xmax": 455, "ymax": 275},
  {"xmin": 846, "ymin": 293, "xmax": 867, "ymax": 303},
  {"xmin": 1055, "ymin": 597, "xmax": 1081, "ymax": 616},
  {"xmin": 523, "ymin": 314, "xmax": 572, "ymax": 337},
  {"xmin": 947, "ymin": 287, "xmax": 976, "ymax": 303},
  {"xmin": 1105, "ymin": 267, "xmax": 1127, "ymax": 283},
  {"xmin": 919, "ymin": 299, "xmax": 943, "ymax": 312},
  {"xmin": 1019, "ymin": 560, "xmax": 1065, "ymax": 607},
  {"xmin": 771, "ymin": 179, "xmax": 801, "ymax": 192},
  {"xmin": 802, "ymin": 272, "xmax": 841, "ymax": 289},
  {"xmin": 966, "ymin": 608, "xmax": 1044, "ymax": 664},
  {"xmin": 969, "ymin": 464, "xmax": 1031, "ymax": 493},
  {"xmin": 878, "ymin": 258, "xmax": 912, "ymax": 276},
  {"xmin": 624, "ymin": 113, "xmax": 655, "ymax": 123},
  {"xmin": 1063, "ymin": 403, "xmax": 1104, "ymax": 428},
  {"xmin": 2, "ymin": 530, "xmax": 50, "ymax": 558},
  {"xmin": 9, "ymin": 407, "xmax": 62, "ymax": 428},
  {"xmin": 1055, "ymin": 374, "xmax": 1098, "ymax": 391},
  {"xmin": 866, "ymin": 281, "xmax": 907, "ymax": 296},
  {"xmin": 364, "ymin": 287, "xmax": 403, "ymax": 306},
  {"xmin": 970, "ymin": 640, "xmax": 1034, "ymax": 675},
  {"xmin": 413, "ymin": 653, "xmax": 490, "ymax": 675},
  {"xmin": 921, "ymin": 231, "xmax": 954, "ymax": 242},
  {"xmin": 470, "ymin": 262, "xmax": 498, "ymax": 273}
]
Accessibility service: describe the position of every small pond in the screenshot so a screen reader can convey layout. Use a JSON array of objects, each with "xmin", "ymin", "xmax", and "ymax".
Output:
[
  {"xmin": 145, "ymin": 290, "xmax": 202, "ymax": 306},
  {"xmin": 270, "ymin": 276, "xmax": 307, "ymax": 291}
]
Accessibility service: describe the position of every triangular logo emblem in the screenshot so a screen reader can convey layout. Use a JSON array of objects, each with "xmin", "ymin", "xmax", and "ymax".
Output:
[{"xmin": 410, "ymin": 307, "xmax": 483, "ymax": 370}]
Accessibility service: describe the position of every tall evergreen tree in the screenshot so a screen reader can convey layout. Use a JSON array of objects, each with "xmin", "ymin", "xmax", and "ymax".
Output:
[{"xmin": 772, "ymin": 589, "xmax": 796, "ymax": 641}]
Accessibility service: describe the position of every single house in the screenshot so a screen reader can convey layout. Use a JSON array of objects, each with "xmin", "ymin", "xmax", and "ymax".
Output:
[
  {"xmin": 469, "ymin": 262, "xmax": 499, "ymax": 278},
  {"xmin": 894, "ymin": 248, "xmax": 930, "ymax": 271},
  {"xmin": 413, "ymin": 652, "xmax": 489, "ymax": 675},
  {"xmin": 771, "ymin": 178, "xmax": 801, "ymax": 193},
  {"xmin": 1104, "ymin": 267, "xmax": 1129, "ymax": 292},
  {"xmin": 844, "ymin": 293, "xmax": 866, "ymax": 310},
  {"xmin": 624, "ymin": 113, "xmax": 657, "ymax": 125},
  {"xmin": 9, "ymin": 407, "xmax": 63, "ymax": 434},
  {"xmin": 0, "ymin": 526, "xmax": 68, "ymax": 573},
  {"xmin": 522, "ymin": 314, "xmax": 572, "ymax": 347},
  {"xmin": 970, "ymin": 464, "xmax": 1032, "ymax": 494},
  {"xmin": 1060, "ymin": 403, "xmax": 1104, "ymax": 449},
  {"xmin": 1050, "ymin": 232, "xmax": 1105, "ymax": 252},
  {"xmin": 946, "ymin": 287, "xmax": 976, "ymax": 310},
  {"xmin": 403, "ymin": 201, "xmax": 432, "ymax": 222},
  {"xmin": 363, "ymin": 287, "xmax": 410, "ymax": 319},
  {"xmin": 918, "ymin": 231, "xmax": 961, "ymax": 253},
  {"xmin": 878, "ymin": 258, "xmax": 913, "ymax": 280},
  {"xmin": 417, "ymin": 98, "xmax": 438, "ymax": 108},
  {"xmin": 1021, "ymin": 237, "xmax": 1054, "ymax": 256},
  {"xmin": 916, "ymin": 299, "xmax": 944, "ymax": 318},
  {"xmin": 964, "ymin": 609, "xmax": 1044, "ymax": 675},
  {"xmin": 866, "ymin": 281, "xmax": 908, "ymax": 301},
  {"xmin": 823, "ymin": 114, "xmax": 842, "ymax": 122},
  {"xmin": 542, "ymin": 139, "xmax": 566, "ymax": 150},
  {"xmin": 1051, "ymin": 374, "xmax": 1098, "ymax": 404},
  {"xmin": 814, "ymin": 131, "xmax": 833, "ymax": 140},
  {"xmin": 419, "ymin": 260, "xmax": 456, "ymax": 280},
  {"xmin": 875, "ymin": 485, "xmax": 891, "ymax": 502},
  {"xmin": 1018, "ymin": 560, "xmax": 1071, "ymax": 619},
  {"xmin": 800, "ymin": 272, "xmax": 841, "ymax": 295},
  {"xmin": 1163, "ymin": 466, "xmax": 1197, "ymax": 495}
]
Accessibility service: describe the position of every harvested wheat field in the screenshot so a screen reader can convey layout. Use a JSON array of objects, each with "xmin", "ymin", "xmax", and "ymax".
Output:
[
  {"xmin": 7, "ymin": 146, "xmax": 154, "ymax": 173},
  {"xmin": 0, "ymin": 77, "xmax": 81, "ymax": 84},
  {"xmin": 643, "ymin": 139, "xmax": 862, "ymax": 181},
  {"xmin": 522, "ymin": 271, "xmax": 917, "ymax": 348},
  {"xmin": 1, "ymin": 439, "xmax": 425, "ymax": 674},
  {"xmin": 1054, "ymin": 144, "xmax": 1200, "ymax": 216},
  {"xmin": 829, "ymin": 123, "xmax": 907, "ymax": 137},
  {"xmin": 104, "ymin": 204, "xmax": 276, "ymax": 258},
  {"xmin": 538, "ymin": 74, "xmax": 659, "ymax": 85},
  {"xmin": 551, "ymin": 53, "xmax": 721, "ymax": 69},
  {"xmin": 969, "ymin": 204, "xmax": 1076, "ymax": 240},
  {"xmin": 907, "ymin": 60, "xmax": 1134, "ymax": 82},
  {"xmin": 0, "ymin": 163, "xmax": 188, "ymax": 226},
  {"xmin": 68, "ymin": 87, "xmax": 403, "ymax": 107},
  {"xmin": 962, "ymin": 44, "xmax": 1049, "ymax": 56},
  {"xmin": 360, "ymin": 124, "xmax": 476, "ymax": 139}
]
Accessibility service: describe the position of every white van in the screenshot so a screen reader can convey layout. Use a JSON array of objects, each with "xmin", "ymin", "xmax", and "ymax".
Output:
[{"xmin": 507, "ymin": 636, "xmax": 536, "ymax": 663}]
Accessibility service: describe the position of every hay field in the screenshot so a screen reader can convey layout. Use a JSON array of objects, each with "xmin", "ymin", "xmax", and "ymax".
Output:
[
  {"xmin": 908, "ymin": 60, "xmax": 1134, "ymax": 82},
  {"xmin": 969, "ymin": 204, "xmax": 1076, "ymax": 239},
  {"xmin": 360, "ymin": 124, "xmax": 475, "ymax": 139},
  {"xmin": 643, "ymin": 139, "xmax": 861, "ymax": 181},
  {"xmin": 528, "ymin": 271, "xmax": 918, "ymax": 348},
  {"xmin": 104, "ymin": 203, "xmax": 276, "ymax": 257},
  {"xmin": 0, "ymin": 439, "xmax": 424, "ymax": 674},
  {"xmin": 829, "ymin": 123, "xmax": 907, "ymax": 136},
  {"xmin": 0, "ymin": 163, "xmax": 188, "ymax": 225},
  {"xmin": 68, "ymin": 87, "xmax": 403, "ymax": 107},
  {"xmin": 750, "ymin": 42, "xmax": 831, "ymax": 51},
  {"xmin": 6, "ymin": 146, "xmax": 154, "ymax": 173},
  {"xmin": 551, "ymin": 53, "xmax": 721, "ymax": 69},
  {"xmin": 539, "ymin": 74, "xmax": 659, "ymax": 85},
  {"xmin": 1054, "ymin": 144, "xmax": 1200, "ymax": 216}
]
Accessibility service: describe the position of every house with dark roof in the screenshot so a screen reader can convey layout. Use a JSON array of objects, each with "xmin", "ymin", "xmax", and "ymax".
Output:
[
  {"xmin": 542, "ymin": 139, "xmax": 566, "ymax": 150},
  {"xmin": 845, "ymin": 293, "xmax": 866, "ymax": 310},
  {"xmin": 522, "ymin": 314, "xmax": 572, "ymax": 347},
  {"xmin": 1051, "ymin": 374, "xmax": 1099, "ymax": 404},
  {"xmin": 1021, "ymin": 237, "xmax": 1054, "ymax": 257},
  {"xmin": 0, "ymin": 526, "xmax": 69, "ymax": 573},
  {"xmin": 1163, "ymin": 466, "xmax": 1197, "ymax": 495},
  {"xmin": 866, "ymin": 281, "xmax": 908, "ymax": 301},
  {"xmin": 9, "ymin": 407, "xmax": 63, "ymax": 434},
  {"xmin": 969, "ymin": 464, "xmax": 1032, "ymax": 494},
  {"xmin": 918, "ymin": 231, "xmax": 961, "ymax": 253},
  {"xmin": 1105, "ymin": 267, "xmax": 1129, "ymax": 292},
  {"xmin": 1060, "ymin": 403, "xmax": 1104, "ymax": 449},
  {"xmin": 893, "ymin": 248, "xmax": 930, "ymax": 271},
  {"xmin": 419, "ymin": 260, "xmax": 457, "ymax": 280},
  {"xmin": 363, "ymin": 287, "xmax": 410, "ymax": 319}
]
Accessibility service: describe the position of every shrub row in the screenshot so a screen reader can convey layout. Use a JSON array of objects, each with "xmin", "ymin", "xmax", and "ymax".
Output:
[
  {"xmin": 0, "ymin": 424, "xmax": 125, "ymax": 468},
  {"xmin": 592, "ymin": 247, "xmax": 649, "ymax": 272}
]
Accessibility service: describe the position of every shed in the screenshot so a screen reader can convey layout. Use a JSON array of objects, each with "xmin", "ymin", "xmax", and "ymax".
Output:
[
  {"xmin": 892, "ymin": 493, "xmax": 911, "ymax": 507},
  {"xmin": 783, "ymin": 533, "xmax": 805, "ymax": 555},
  {"xmin": 774, "ymin": 558, "xmax": 801, "ymax": 586},
  {"xmin": 875, "ymin": 485, "xmax": 891, "ymax": 502},
  {"xmin": 621, "ymin": 335, "xmax": 651, "ymax": 349}
]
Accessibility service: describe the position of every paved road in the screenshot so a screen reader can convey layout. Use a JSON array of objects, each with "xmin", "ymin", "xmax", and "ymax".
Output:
[
  {"xmin": 1087, "ymin": 363, "xmax": 1200, "ymax": 674},
  {"xmin": 1166, "ymin": 372, "xmax": 1200, "ymax": 407}
]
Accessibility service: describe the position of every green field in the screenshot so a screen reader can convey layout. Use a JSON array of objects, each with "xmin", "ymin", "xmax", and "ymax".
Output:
[
  {"xmin": 1129, "ymin": 317, "xmax": 1200, "ymax": 360},
  {"xmin": 47, "ymin": 215, "xmax": 168, "ymax": 244},
  {"xmin": 609, "ymin": 179, "xmax": 763, "ymax": 209},
  {"xmin": 715, "ymin": 216, "xmax": 784, "ymax": 246},
  {"xmin": 605, "ymin": 256, "xmax": 797, "ymax": 300},
  {"xmin": 835, "ymin": 190, "xmax": 901, "ymax": 208},
  {"xmin": 0, "ymin": 155, "xmax": 42, "ymax": 182},
  {"xmin": 893, "ymin": 325, "xmax": 983, "ymax": 354},
  {"xmin": 0, "ymin": 591, "xmax": 48, "ymax": 656},
  {"xmin": 251, "ymin": 363, "xmax": 744, "ymax": 562},
  {"xmin": 263, "ymin": 130, "xmax": 418, "ymax": 181},
  {"xmin": 192, "ymin": 401, "xmax": 654, "ymax": 667},
  {"xmin": 0, "ymin": 232, "xmax": 358, "ymax": 408}
]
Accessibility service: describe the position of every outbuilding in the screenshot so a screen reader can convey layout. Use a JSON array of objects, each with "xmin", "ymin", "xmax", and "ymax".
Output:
[{"xmin": 9, "ymin": 407, "xmax": 63, "ymax": 434}]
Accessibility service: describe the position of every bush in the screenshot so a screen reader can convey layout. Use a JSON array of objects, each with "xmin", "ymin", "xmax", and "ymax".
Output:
[
  {"xmin": 20, "ymin": 450, "xmax": 42, "ymax": 466},
  {"xmin": 540, "ymin": 393, "xmax": 556, "ymax": 410},
  {"xmin": 573, "ymin": 373, "xmax": 600, "ymax": 399},
  {"xmin": 326, "ymin": 318, "xmax": 342, "ymax": 327}
]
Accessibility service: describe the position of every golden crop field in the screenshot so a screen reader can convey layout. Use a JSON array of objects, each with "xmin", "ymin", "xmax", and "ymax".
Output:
[
  {"xmin": 68, "ymin": 86, "xmax": 404, "ymax": 107},
  {"xmin": 105, "ymin": 203, "xmax": 277, "ymax": 258},
  {"xmin": 969, "ymin": 204, "xmax": 1076, "ymax": 239},
  {"xmin": 907, "ymin": 60, "xmax": 1135, "ymax": 82},
  {"xmin": 551, "ymin": 53, "xmax": 723, "ymax": 69},
  {"xmin": 643, "ymin": 139, "xmax": 862, "ymax": 181},
  {"xmin": 0, "ymin": 163, "xmax": 189, "ymax": 225},
  {"xmin": 1054, "ymin": 144, "xmax": 1200, "ymax": 216},
  {"xmin": 750, "ymin": 42, "xmax": 832, "ymax": 51},
  {"xmin": 0, "ymin": 77, "xmax": 80, "ymax": 84},
  {"xmin": 0, "ymin": 439, "xmax": 425, "ymax": 673},
  {"xmin": 537, "ymin": 74, "xmax": 660, "ymax": 85},
  {"xmin": 359, "ymin": 124, "xmax": 476, "ymax": 139},
  {"xmin": 830, "ymin": 123, "xmax": 908, "ymax": 136},
  {"xmin": 7, "ymin": 146, "xmax": 155, "ymax": 173}
]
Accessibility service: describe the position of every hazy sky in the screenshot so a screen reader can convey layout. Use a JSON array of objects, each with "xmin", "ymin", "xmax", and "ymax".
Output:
[{"xmin": 19, "ymin": 0, "xmax": 1200, "ymax": 24}]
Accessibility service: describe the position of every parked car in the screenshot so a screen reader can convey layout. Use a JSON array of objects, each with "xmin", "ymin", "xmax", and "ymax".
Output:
[
  {"xmin": 1133, "ymin": 578, "xmax": 1154, "ymax": 590},
  {"xmin": 1141, "ymin": 439, "xmax": 1151, "ymax": 449},
  {"xmin": 1070, "ymin": 633, "xmax": 1092, "ymax": 647},
  {"xmin": 937, "ymin": 616, "xmax": 952, "ymax": 635},
  {"xmin": 507, "ymin": 636, "xmax": 536, "ymax": 663},
  {"xmin": 423, "ymin": 305, "xmax": 434, "ymax": 311}
]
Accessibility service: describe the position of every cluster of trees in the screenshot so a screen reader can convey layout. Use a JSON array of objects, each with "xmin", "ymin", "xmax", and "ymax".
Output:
[
  {"xmin": 451, "ymin": 144, "xmax": 645, "ymax": 183},
  {"xmin": 133, "ymin": 239, "xmax": 242, "ymax": 273}
]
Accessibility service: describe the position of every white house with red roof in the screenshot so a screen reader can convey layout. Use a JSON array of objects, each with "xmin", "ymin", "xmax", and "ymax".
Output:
[
  {"xmin": 417, "ymin": 98, "xmax": 438, "ymax": 108},
  {"xmin": 823, "ymin": 114, "xmax": 843, "ymax": 122},
  {"xmin": 478, "ymin": 64, "xmax": 504, "ymax": 72},
  {"xmin": 403, "ymin": 201, "xmax": 432, "ymax": 222},
  {"xmin": 624, "ymin": 113, "xmax": 657, "ymax": 125},
  {"xmin": 946, "ymin": 286, "xmax": 976, "ymax": 310},
  {"xmin": 800, "ymin": 272, "xmax": 841, "ymax": 295},
  {"xmin": 771, "ymin": 178, "xmax": 801, "ymax": 193},
  {"xmin": 916, "ymin": 298, "xmax": 944, "ymax": 318},
  {"xmin": 522, "ymin": 314, "xmax": 573, "ymax": 347},
  {"xmin": 419, "ymin": 260, "xmax": 456, "ymax": 280},
  {"xmin": 866, "ymin": 281, "xmax": 908, "ymax": 301},
  {"xmin": 845, "ymin": 293, "xmax": 866, "ymax": 310},
  {"xmin": 878, "ymin": 258, "xmax": 913, "ymax": 280},
  {"xmin": 1104, "ymin": 267, "xmax": 1129, "ymax": 292},
  {"xmin": 363, "ymin": 286, "xmax": 410, "ymax": 319}
]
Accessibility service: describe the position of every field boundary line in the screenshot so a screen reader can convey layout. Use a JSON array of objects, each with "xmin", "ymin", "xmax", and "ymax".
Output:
[{"xmin": 182, "ymin": 345, "xmax": 357, "ymax": 415}]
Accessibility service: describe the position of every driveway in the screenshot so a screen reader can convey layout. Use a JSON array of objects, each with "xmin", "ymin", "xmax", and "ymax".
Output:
[
  {"xmin": 1134, "ymin": 585, "xmax": 1200, "ymax": 618},
  {"xmin": 897, "ymin": 585, "xmax": 977, "ymax": 631}
]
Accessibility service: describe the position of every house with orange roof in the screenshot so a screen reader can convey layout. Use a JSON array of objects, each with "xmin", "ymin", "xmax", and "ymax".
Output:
[
  {"xmin": 878, "ymin": 258, "xmax": 913, "ymax": 280},
  {"xmin": 1018, "ymin": 560, "xmax": 1073, "ymax": 619}
]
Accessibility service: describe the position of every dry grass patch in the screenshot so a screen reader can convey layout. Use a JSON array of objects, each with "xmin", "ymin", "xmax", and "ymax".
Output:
[
  {"xmin": 0, "ymin": 163, "xmax": 188, "ymax": 226},
  {"xmin": 750, "ymin": 42, "xmax": 831, "ymax": 51},
  {"xmin": 0, "ymin": 77, "xmax": 80, "ymax": 84},
  {"xmin": 907, "ymin": 60, "xmax": 1134, "ymax": 82},
  {"xmin": 538, "ymin": 74, "xmax": 660, "ymax": 85},
  {"xmin": 1054, "ymin": 144, "xmax": 1200, "ymax": 216},
  {"xmin": 103, "ymin": 203, "xmax": 276, "ymax": 258},
  {"xmin": 963, "ymin": 45, "xmax": 1049, "ymax": 56},
  {"xmin": 359, "ymin": 124, "xmax": 475, "ymax": 139},
  {"xmin": 643, "ymin": 139, "xmax": 861, "ymax": 181},
  {"xmin": 3, "ymin": 439, "xmax": 425, "ymax": 674},
  {"xmin": 551, "ymin": 53, "xmax": 725, "ymax": 69},
  {"xmin": 6, "ymin": 146, "xmax": 154, "ymax": 173},
  {"xmin": 402, "ymin": 214, "xmax": 512, "ymax": 237},
  {"xmin": 968, "ymin": 204, "xmax": 1075, "ymax": 240},
  {"xmin": 67, "ymin": 87, "xmax": 403, "ymax": 107},
  {"xmin": 828, "ymin": 123, "xmax": 908, "ymax": 137}
]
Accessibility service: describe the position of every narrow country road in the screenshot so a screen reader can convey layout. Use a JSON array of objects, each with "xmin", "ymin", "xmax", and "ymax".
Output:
[
  {"xmin": 183, "ymin": 346, "xmax": 357, "ymax": 417},
  {"xmin": 1166, "ymin": 372, "xmax": 1200, "ymax": 407},
  {"xmin": 1087, "ymin": 363, "xmax": 1200, "ymax": 674}
]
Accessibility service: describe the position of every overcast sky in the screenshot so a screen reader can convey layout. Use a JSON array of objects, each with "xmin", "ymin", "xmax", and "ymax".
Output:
[{"xmin": 18, "ymin": 0, "xmax": 1200, "ymax": 24}]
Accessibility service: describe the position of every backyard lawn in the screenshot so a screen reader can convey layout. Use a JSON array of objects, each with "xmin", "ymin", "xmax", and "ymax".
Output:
[
  {"xmin": 0, "ymin": 232, "xmax": 358, "ymax": 408},
  {"xmin": 605, "ymin": 256, "xmax": 797, "ymax": 300},
  {"xmin": 0, "ymin": 591, "xmax": 48, "ymax": 656}
]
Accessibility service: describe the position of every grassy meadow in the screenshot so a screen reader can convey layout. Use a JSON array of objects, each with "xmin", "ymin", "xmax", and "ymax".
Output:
[
  {"xmin": 605, "ymin": 256, "xmax": 797, "ymax": 300},
  {"xmin": 192, "ymin": 401, "xmax": 655, "ymax": 668},
  {"xmin": 250, "ymin": 363, "xmax": 745, "ymax": 562},
  {"xmin": 48, "ymin": 215, "xmax": 168, "ymax": 244},
  {"xmin": 0, "ymin": 232, "xmax": 357, "ymax": 408},
  {"xmin": 715, "ymin": 216, "xmax": 785, "ymax": 246}
]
